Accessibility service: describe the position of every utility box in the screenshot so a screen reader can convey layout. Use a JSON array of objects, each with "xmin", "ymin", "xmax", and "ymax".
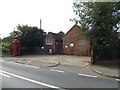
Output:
[{"xmin": 12, "ymin": 40, "xmax": 20, "ymax": 55}]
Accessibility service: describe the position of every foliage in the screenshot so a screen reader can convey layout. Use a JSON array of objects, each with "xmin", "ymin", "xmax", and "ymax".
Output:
[
  {"xmin": 2, "ymin": 36, "xmax": 12, "ymax": 54},
  {"xmin": 9, "ymin": 30, "xmax": 21, "ymax": 40},
  {"xmin": 2, "ymin": 24, "xmax": 45, "ymax": 54},
  {"xmin": 0, "ymin": 53, "xmax": 11, "ymax": 57},
  {"xmin": 72, "ymin": 2, "xmax": 120, "ymax": 31},
  {"xmin": 72, "ymin": 2, "xmax": 120, "ymax": 61},
  {"xmin": 16, "ymin": 24, "xmax": 45, "ymax": 53},
  {"xmin": 57, "ymin": 31, "xmax": 65, "ymax": 35},
  {"xmin": 2, "ymin": 30, "xmax": 22, "ymax": 54}
]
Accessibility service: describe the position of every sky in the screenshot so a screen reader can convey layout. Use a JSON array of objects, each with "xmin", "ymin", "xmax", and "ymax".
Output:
[{"xmin": 0, "ymin": 0, "xmax": 75, "ymax": 38}]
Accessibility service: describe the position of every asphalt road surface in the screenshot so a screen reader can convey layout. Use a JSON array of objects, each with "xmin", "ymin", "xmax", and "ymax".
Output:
[{"xmin": 0, "ymin": 59, "xmax": 119, "ymax": 89}]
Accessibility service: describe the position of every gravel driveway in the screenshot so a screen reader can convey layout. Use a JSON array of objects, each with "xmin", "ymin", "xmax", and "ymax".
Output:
[{"xmin": 2, "ymin": 55, "xmax": 91, "ymax": 67}]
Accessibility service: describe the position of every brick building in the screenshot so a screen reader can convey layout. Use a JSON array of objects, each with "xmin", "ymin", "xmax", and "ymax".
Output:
[
  {"xmin": 44, "ymin": 32, "xmax": 63, "ymax": 54},
  {"xmin": 63, "ymin": 24, "xmax": 91, "ymax": 56},
  {"xmin": 117, "ymin": 28, "xmax": 120, "ymax": 39}
]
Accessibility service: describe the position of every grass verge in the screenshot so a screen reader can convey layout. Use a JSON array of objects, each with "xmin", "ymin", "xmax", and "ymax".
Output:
[{"xmin": 0, "ymin": 53, "xmax": 11, "ymax": 57}]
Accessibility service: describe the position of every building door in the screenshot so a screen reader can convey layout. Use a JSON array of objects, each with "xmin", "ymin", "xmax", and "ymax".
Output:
[{"xmin": 55, "ymin": 40, "xmax": 63, "ymax": 54}]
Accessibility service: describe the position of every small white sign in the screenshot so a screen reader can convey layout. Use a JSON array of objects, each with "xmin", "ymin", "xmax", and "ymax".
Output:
[
  {"xmin": 70, "ymin": 43, "xmax": 74, "ymax": 47},
  {"xmin": 65, "ymin": 46, "xmax": 68, "ymax": 48},
  {"xmin": 41, "ymin": 47, "xmax": 44, "ymax": 49}
]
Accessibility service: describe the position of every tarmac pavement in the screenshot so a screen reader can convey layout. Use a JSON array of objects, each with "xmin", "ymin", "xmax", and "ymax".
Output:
[
  {"xmin": 2, "ymin": 55, "xmax": 119, "ymax": 79},
  {"xmin": 86, "ymin": 64, "xmax": 119, "ymax": 79},
  {"xmin": 1, "ymin": 60, "xmax": 118, "ymax": 88}
]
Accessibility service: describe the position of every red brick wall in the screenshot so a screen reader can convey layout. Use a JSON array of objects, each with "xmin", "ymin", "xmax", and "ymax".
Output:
[
  {"xmin": 44, "ymin": 33, "xmax": 55, "ymax": 54},
  {"xmin": 44, "ymin": 33, "xmax": 63, "ymax": 54},
  {"xmin": 63, "ymin": 25, "xmax": 91, "ymax": 56},
  {"xmin": 55, "ymin": 40, "xmax": 63, "ymax": 54}
]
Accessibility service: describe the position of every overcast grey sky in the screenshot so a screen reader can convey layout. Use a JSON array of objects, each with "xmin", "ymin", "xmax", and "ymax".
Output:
[{"xmin": 0, "ymin": 0, "xmax": 75, "ymax": 38}]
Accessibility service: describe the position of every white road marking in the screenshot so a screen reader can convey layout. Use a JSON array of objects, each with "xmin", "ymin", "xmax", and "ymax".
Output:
[
  {"xmin": 24, "ymin": 64, "xmax": 39, "ymax": 68},
  {"xmin": 116, "ymin": 79, "xmax": 120, "ymax": 81},
  {"xmin": 8, "ymin": 61, "xmax": 39, "ymax": 68},
  {"xmin": 51, "ymin": 69, "xmax": 64, "ymax": 73},
  {"xmin": 9, "ymin": 61, "xmax": 23, "ymax": 65},
  {"xmin": 0, "ymin": 72, "xmax": 11, "ymax": 78},
  {"xmin": 78, "ymin": 73, "xmax": 97, "ymax": 78},
  {"xmin": 0, "ymin": 70, "xmax": 60, "ymax": 89}
]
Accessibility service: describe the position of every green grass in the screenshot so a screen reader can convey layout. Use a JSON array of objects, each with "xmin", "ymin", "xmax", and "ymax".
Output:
[{"xmin": 0, "ymin": 53, "xmax": 11, "ymax": 57}]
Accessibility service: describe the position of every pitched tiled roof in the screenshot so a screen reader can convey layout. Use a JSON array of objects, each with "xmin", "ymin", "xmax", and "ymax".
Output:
[
  {"xmin": 48, "ymin": 32, "xmax": 63, "ymax": 40},
  {"xmin": 63, "ymin": 24, "xmax": 81, "ymax": 38}
]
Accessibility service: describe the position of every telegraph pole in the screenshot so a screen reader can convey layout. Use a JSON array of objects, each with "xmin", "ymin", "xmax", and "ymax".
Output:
[{"xmin": 40, "ymin": 19, "xmax": 42, "ymax": 30}]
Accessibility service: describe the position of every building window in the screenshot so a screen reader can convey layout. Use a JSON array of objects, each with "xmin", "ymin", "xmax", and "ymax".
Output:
[
  {"xmin": 65, "ymin": 40, "xmax": 69, "ymax": 45},
  {"xmin": 65, "ymin": 46, "xmax": 68, "ymax": 48},
  {"xmin": 65, "ymin": 40, "xmax": 69, "ymax": 48},
  {"xmin": 77, "ymin": 39, "xmax": 86, "ymax": 45},
  {"xmin": 70, "ymin": 43, "xmax": 74, "ymax": 47},
  {"xmin": 46, "ymin": 38, "xmax": 52, "ymax": 45}
]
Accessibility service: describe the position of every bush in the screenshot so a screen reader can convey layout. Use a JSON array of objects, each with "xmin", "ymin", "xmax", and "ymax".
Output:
[
  {"xmin": 93, "ymin": 40, "xmax": 120, "ymax": 61},
  {"xmin": 2, "ymin": 42, "xmax": 12, "ymax": 54}
]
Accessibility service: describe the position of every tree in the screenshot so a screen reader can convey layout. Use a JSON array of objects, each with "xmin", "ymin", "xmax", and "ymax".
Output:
[
  {"xmin": 16, "ymin": 24, "xmax": 45, "ymax": 53},
  {"xmin": 57, "ymin": 31, "xmax": 65, "ymax": 35},
  {"xmin": 2, "ymin": 24, "xmax": 45, "ymax": 54},
  {"xmin": 2, "ymin": 30, "xmax": 22, "ymax": 54},
  {"xmin": 72, "ymin": 2, "xmax": 120, "ymax": 61},
  {"xmin": 9, "ymin": 30, "xmax": 21, "ymax": 40},
  {"xmin": 2, "ymin": 36, "xmax": 12, "ymax": 54}
]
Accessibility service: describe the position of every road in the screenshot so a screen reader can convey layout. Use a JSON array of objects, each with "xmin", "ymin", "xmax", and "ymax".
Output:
[{"xmin": 0, "ymin": 59, "xmax": 119, "ymax": 89}]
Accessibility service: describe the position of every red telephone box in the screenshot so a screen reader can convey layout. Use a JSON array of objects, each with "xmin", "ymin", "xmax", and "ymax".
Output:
[{"xmin": 12, "ymin": 40, "xmax": 20, "ymax": 55}]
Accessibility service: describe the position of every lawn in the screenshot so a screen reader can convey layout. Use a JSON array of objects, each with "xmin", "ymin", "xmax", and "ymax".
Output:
[{"xmin": 0, "ymin": 53, "xmax": 11, "ymax": 57}]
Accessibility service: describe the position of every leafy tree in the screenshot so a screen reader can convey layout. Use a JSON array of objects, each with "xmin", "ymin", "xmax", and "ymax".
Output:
[
  {"xmin": 57, "ymin": 31, "xmax": 65, "ymax": 35},
  {"xmin": 2, "ymin": 30, "xmax": 22, "ymax": 54},
  {"xmin": 2, "ymin": 24, "xmax": 45, "ymax": 54},
  {"xmin": 9, "ymin": 30, "xmax": 21, "ymax": 40},
  {"xmin": 17, "ymin": 24, "xmax": 45, "ymax": 53},
  {"xmin": 0, "ymin": 34, "xmax": 1, "ymax": 43},
  {"xmin": 2, "ymin": 36, "xmax": 12, "ymax": 54},
  {"xmin": 72, "ymin": 2, "xmax": 120, "ymax": 61}
]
